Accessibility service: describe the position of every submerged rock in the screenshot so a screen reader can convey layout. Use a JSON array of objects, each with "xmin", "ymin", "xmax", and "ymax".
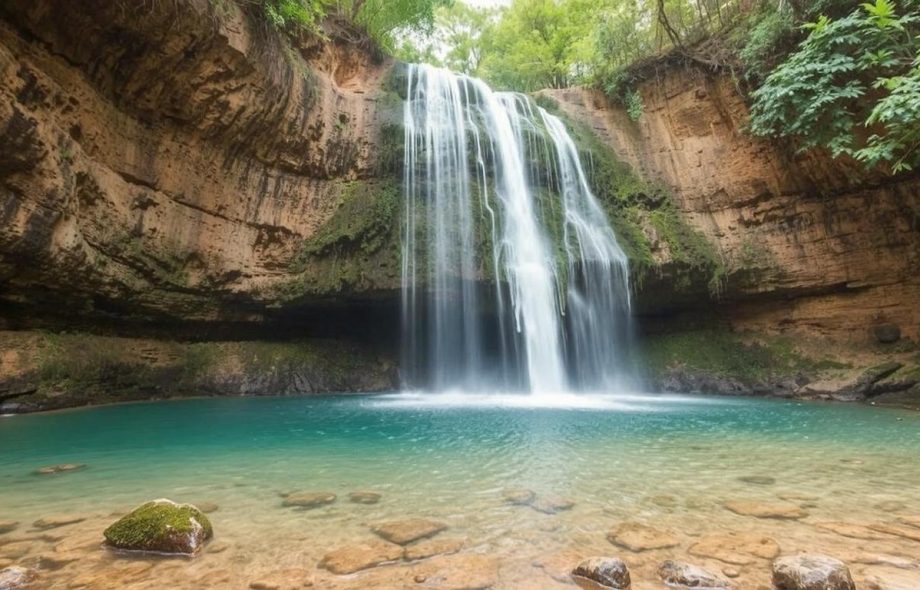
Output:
[
  {"xmin": 195, "ymin": 502, "xmax": 219, "ymax": 514},
  {"xmin": 319, "ymin": 540, "xmax": 403, "ymax": 574},
  {"xmin": 868, "ymin": 522, "xmax": 920, "ymax": 542},
  {"xmin": 0, "ymin": 566, "xmax": 36, "ymax": 590},
  {"xmin": 404, "ymin": 537, "xmax": 465, "ymax": 561},
  {"xmin": 772, "ymin": 554, "xmax": 855, "ymax": 590},
  {"xmin": 607, "ymin": 522, "xmax": 679, "ymax": 552},
  {"xmin": 348, "ymin": 491, "xmax": 381, "ymax": 505},
  {"xmin": 572, "ymin": 557, "xmax": 631, "ymax": 590},
  {"xmin": 281, "ymin": 492, "xmax": 336, "ymax": 509},
  {"xmin": 410, "ymin": 554, "xmax": 499, "ymax": 590},
  {"xmin": 658, "ymin": 560, "xmax": 732, "ymax": 589},
  {"xmin": 371, "ymin": 518, "xmax": 447, "ymax": 545},
  {"xmin": 0, "ymin": 521, "xmax": 18, "ymax": 535},
  {"xmin": 737, "ymin": 475, "xmax": 775, "ymax": 486},
  {"xmin": 33, "ymin": 464, "xmax": 85, "ymax": 476},
  {"xmin": 530, "ymin": 495, "xmax": 575, "ymax": 515},
  {"xmin": 723, "ymin": 500, "xmax": 807, "ymax": 520},
  {"xmin": 31, "ymin": 515, "xmax": 85, "ymax": 530},
  {"xmin": 502, "ymin": 488, "xmax": 536, "ymax": 505},
  {"xmin": 103, "ymin": 499, "xmax": 213, "ymax": 555},
  {"xmin": 688, "ymin": 533, "xmax": 780, "ymax": 565}
]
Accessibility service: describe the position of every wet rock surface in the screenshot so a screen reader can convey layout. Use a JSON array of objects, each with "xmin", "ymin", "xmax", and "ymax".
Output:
[
  {"xmin": 371, "ymin": 519, "xmax": 448, "ymax": 545},
  {"xmin": 572, "ymin": 557, "xmax": 631, "ymax": 589},
  {"xmin": 658, "ymin": 560, "xmax": 732, "ymax": 589},
  {"xmin": 410, "ymin": 554, "xmax": 499, "ymax": 590},
  {"xmin": 0, "ymin": 522, "xmax": 17, "ymax": 535},
  {"xmin": 688, "ymin": 533, "xmax": 780, "ymax": 565},
  {"xmin": 723, "ymin": 501, "xmax": 807, "ymax": 520},
  {"xmin": 103, "ymin": 499, "xmax": 212, "ymax": 555},
  {"xmin": 0, "ymin": 566, "xmax": 36, "ymax": 590},
  {"xmin": 348, "ymin": 491, "xmax": 382, "ymax": 505},
  {"xmin": 281, "ymin": 492, "xmax": 337, "ymax": 509},
  {"xmin": 319, "ymin": 540, "xmax": 404, "ymax": 574},
  {"xmin": 31, "ymin": 515, "xmax": 85, "ymax": 530},
  {"xmin": 607, "ymin": 523, "xmax": 680, "ymax": 552},
  {"xmin": 247, "ymin": 568, "xmax": 313, "ymax": 590},
  {"xmin": 771, "ymin": 554, "xmax": 855, "ymax": 590},
  {"xmin": 33, "ymin": 464, "xmax": 85, "ymax": 476}
]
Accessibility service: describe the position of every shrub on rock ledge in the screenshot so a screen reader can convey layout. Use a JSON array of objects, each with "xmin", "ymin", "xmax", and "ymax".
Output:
[{"xmin": 104, "ymin": 499, "xmax": 213, "ymax": 555}]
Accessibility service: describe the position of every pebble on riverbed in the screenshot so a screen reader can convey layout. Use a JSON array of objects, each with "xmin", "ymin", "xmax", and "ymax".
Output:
[{"xmin": 280, "ymin": 492, "xmax": 337, "ymax": 509}]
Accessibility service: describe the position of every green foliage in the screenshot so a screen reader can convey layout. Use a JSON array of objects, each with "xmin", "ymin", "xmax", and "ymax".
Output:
[
  {"xmin": 624, "ymin": 88, "xmax": 644, "ymax": 121},
  {"xmin": 738, "ymin": 6, "xmax": 795, "ymax": 82},
  {"xmin": 749, "ymin": 0, "xmax": 920, "ymax": 172},
  {"xmin": 345, "ymin": 0, "xmax": 452, "ymax": 51},
  {"xmin": 261, "ymin": 0, "xmax": 326, "ymax": 33}
]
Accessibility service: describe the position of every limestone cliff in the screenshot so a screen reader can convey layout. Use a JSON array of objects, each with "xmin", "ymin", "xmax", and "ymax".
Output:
[{"xmin": 544, "ymin": 64, "xmax": 920, "ymax": 403}]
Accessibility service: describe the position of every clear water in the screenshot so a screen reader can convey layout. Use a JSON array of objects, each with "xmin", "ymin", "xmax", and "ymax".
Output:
[
  {"xmin": 401, "ymin": 65, "xmax": 633, "ymax": 393},
  {"xmin": 2, "ymin": 395, "xmax": 919, "ymax": 588}
]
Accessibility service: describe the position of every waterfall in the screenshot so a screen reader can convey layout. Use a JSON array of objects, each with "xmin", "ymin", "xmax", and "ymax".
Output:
[{"xmin": 401, "ymin": 64, "xmax": 633, "ymax": 394}]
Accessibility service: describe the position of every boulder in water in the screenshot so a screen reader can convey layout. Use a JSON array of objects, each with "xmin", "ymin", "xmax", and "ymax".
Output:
[
  {"xmin": 571, "ymin": 557, "xmax": 631, "ymax": 589},
  {"xmin": 772, "ymin": 554, "xmax": 855, "ymax": 590},
  {"xmin": 103, "ymin": 499, "xmax": 213, "ymax": 555},
  {"xmin": 657, "ymin": 560, "xmax": 732, "ymax": 589}
]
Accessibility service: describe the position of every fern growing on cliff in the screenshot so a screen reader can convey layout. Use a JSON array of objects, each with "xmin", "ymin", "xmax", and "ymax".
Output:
[{"xmin": 749, "ymin": 0, "xmax": 920, "ymax": 172}]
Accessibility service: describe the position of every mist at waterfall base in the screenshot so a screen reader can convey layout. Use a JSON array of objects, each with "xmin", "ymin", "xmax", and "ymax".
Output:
[{"xmin": 400, "ymin": 64, "xmax": 635, "ymax": 400}]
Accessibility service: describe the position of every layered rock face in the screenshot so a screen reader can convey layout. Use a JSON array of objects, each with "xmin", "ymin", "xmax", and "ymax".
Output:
[
  {"xmin": 0, "ymin": 0, "xmax": 402, "ymax": 327},
  {"xmin": 544, "ymin": 69, "xmax": 920, "ymax": 345}
]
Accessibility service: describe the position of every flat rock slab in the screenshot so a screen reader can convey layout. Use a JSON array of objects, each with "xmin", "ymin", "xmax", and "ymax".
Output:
[
  {"xmin": 410, "ymin": 554, "xmax": 498, "ymax": 590},
  {"xmin": 572, "ymin": 556, "xmax": 631, "ymax": 590},
  {"xmin": 349, "ymin": 491, "xmax": 382, "ymax": 505},
  {"xmin": 607, "ymin": 522, "xmax": 680, "ymax": 552},
  {"xmin": 0, "ymin": 521, "xmax": 18, "ymax": 535},
  {"xmin": 33, "ymin": 464, "xmax": 85, "ymax": 476},
  {"xmin": 31, "ymin": 515, "xmax": 85, "ymax": 530},
  {"xmin": 281, "ymin": 492, "xmax": 336, "ymax": 509},
  {"xmin": 530, "ymin": 496, "xmax": 575, "ymax": 515},
  {"xmin": 320, "ymin": 540, "xmax": 404, "ymax": 574},
  {"xmin": 869, "ymin": 523, "xmax": 920, "ymax": 542},
  {"xmin": 814, "ymin": 522, "xmax": 893, "ymax": 540},
  {"xmin": 772, "ymin": 554, "xmax": 855, "ymax": 590},
  {"xmin": 405, "ymin": 538, "xmax": 466, "ymax": 561},
  {"xmin": 248, "ymin": 568, "xmax": 314, "ymax": 589},
  {"xmin": 372, "ymin": 519, "xmax": 448, "ymax": 545},
  {"xmin": 688, "ymin": 533, "xmax": 780, "ymax": 565},
  {"xmin": 658, "ymin": 560, "xmax": 732, "ymax": 589},
  {"xmin": 724, "ymin": 501, "xmax": 807, "ymax": 520}
]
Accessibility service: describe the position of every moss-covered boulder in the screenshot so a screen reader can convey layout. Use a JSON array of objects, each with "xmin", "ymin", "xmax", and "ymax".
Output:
[{"xmin": 103, "ymin": 499, "xmax": 213, "ymax": 555}]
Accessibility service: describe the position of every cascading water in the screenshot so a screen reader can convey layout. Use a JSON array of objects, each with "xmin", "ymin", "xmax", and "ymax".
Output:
[{"xmin": 401, "ymin": 64, "xmax": 633, "ymax": 394}]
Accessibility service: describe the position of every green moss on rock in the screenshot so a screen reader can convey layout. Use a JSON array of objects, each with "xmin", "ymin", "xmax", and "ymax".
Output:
[{"xmin": 104, "ymin": 499, "xmax": 213, "ymax": 555}]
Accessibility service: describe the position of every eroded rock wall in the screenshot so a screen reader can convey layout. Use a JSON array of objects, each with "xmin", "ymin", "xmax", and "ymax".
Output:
[
  {"xmin": 544, "ymin": 68, "xmax": 920, "ymax": 345},
  {"xmin": 0, "ymin": 0, "xmax": 402, "ymax": 327}
]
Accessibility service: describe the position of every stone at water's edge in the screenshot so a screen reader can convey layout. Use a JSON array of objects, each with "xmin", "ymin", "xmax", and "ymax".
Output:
[
  {"xmin": 0, "ymin": 566, "xmax": 36, "ymax": 590},
  {"xmin": 103, "ymin": 499, "xmax": 213, "ymax": 555},
  {"xmin": 572, "ymin": 557, "xmax": 631, "ymax": 590},
  {"xmin": 657, "ymin": 560, "xmax": 732, "ymax": 589},
  {"xmin": 772, "ymin": 554, "xmax": 855, "ymax": 590}
]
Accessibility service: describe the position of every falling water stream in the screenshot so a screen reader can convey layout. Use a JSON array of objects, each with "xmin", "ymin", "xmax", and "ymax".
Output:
[{"xmin": 401, "ymin": 64, "xmax": 633, "ymax": 393}]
